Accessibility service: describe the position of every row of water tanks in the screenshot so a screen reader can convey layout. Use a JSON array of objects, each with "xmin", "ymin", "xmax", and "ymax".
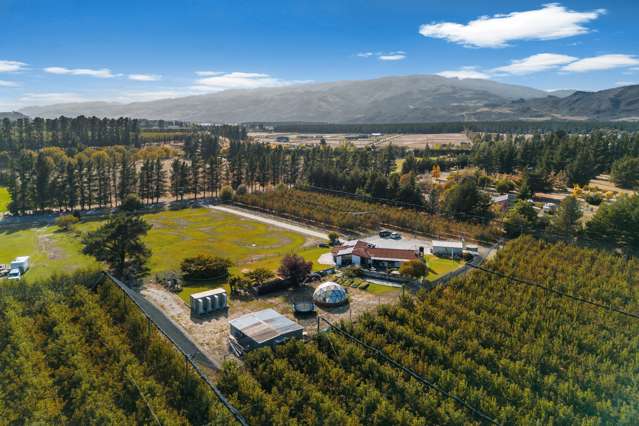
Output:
[{"xmin": 190, "ymin": 288, "xmax": 227, "ymax": 316}]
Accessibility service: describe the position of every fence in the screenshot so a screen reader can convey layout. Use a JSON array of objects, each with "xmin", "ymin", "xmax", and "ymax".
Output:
[{"xmin": 103, "ymin": 272, "xmax": 249, "ymax": 426}]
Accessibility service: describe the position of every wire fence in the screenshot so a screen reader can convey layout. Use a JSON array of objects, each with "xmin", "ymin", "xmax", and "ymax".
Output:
[{"xmin": 104, "ymin": 272, "xmax": 249, "ymax": 426}]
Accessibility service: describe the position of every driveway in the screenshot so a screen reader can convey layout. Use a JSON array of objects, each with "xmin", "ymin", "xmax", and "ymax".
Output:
[{"xmin": 208, "ymin": 204, "xmax": 329, "ymax": 240}]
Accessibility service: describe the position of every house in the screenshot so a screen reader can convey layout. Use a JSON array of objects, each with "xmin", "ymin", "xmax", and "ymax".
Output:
[
  {"xmin": 491, "ymin": 193, "xmax": 517, "ymax": 212},
  {"xmin": 432, "ymin": 240, "xmax": 464, "ymax": 258},
  {"xmin": 229, "ymin": 309, "xmax": 304, "ymax": 351},
  {"xmin": 332, "ymin": 240, "xmax": 420, "ymax": 269}
]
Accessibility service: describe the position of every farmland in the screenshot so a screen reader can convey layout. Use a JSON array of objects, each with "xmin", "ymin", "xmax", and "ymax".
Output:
[
  {"xmin": 0, "ymin": 271, "xmax": 234, "ymax": 425},
  {"xmin": 249, "ymin": 132, "xmax": 471, "ymax": 148},
  {"xmin": 217, "ymin": 236, "xmax": 639, "ymax": 425}
]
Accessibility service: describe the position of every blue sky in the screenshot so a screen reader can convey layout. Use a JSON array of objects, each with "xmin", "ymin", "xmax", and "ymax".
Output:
[{"xmin": 1, "ymin": 0, "xmax": 638, "ymax": 109}]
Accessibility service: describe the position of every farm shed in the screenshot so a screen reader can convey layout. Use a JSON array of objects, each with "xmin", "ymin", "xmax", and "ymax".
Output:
[
  {"xmin": 432, "ymin": 240, "xmax": 464, "ymax": 258},
  {"xmin": 190, "ymin": 288, "xmax": 227, "ymax": 316},
  {"xmin": 229, "ymin": 309, "xmax": 304, "ymax": 351}
]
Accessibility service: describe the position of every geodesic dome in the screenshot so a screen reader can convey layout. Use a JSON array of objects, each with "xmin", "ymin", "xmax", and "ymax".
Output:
[{"xmin": 313, "ymin": 282, "xmax": 348, "ymax": 307}]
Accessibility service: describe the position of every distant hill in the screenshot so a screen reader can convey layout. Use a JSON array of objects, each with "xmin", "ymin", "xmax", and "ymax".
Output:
[
  {"xmin": 0, "ymin": 111, "xmax": 28, "ymax": 120},
  {"xmin": 17, "ymin": 76, "xmax": 639, "ymax": 123},
  {"xmin": 510, "ymin": 85, "xmax": 639, "ymax": 121}
]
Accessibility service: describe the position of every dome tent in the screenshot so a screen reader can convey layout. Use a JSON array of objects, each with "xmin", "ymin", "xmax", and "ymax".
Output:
[{"xmin": 313, "ymin": 282, "xmax": 348, "ymax": 307}]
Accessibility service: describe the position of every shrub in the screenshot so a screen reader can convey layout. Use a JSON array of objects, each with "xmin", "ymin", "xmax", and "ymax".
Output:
[
  {"xmin": 342, "ymin": 265, "xmax": 363, "ymax": 278},
  {"xmin": 399, "ymin": 259, "xmax": 427, "ymax": 279},
  {"xmin": 220, "ymin": 186, "xmax": 234, "ymax": 203},
  {"xmin": 235, "ymin": 184, "xmax": 248, "ymax": 196},
  {"xmin": 585, "ymin": 192, "xmax": 603, "ymax": 206},
  {"xmin": 495, "ymin": 179, "xmax": 515, "ymax": 194},
  {"xmin": 244, "ymin": 268, "xmax": 275, "ymax": 287},
  {"xmin": 180, "ymin": 255, "xmax": 233, "ymax": 280},
  {"xmin": 278, "ymin": 254, "xmax": 312, "ymax": 286},
  {"xmin": 327, "ymin": 231, "xmax": 340, "ymax": 246},
  {"xmin": 120, "ymin": 193, "xmax": 144, "ymax": 212},
  {"xmin": 55, "ymin": 214, "xmax": 79, "ymax": 231}
]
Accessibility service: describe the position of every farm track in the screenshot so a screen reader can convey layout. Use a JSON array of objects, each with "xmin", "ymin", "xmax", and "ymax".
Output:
[{"xmin": 208, "ymin": 204, "xmax": 330, "ymax": 240}]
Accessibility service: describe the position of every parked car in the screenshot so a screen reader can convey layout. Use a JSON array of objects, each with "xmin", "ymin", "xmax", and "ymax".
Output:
[
  {"xmin": 390, "ymin": 232, "xmax": 401, "ymax": 240},
  {"xmin": 379, "ymin": 230, "xmax": 391, "ymax": 238},
  {"xmin": 7, "ymin": 269, "xmax": 22, "ymax": 280}
]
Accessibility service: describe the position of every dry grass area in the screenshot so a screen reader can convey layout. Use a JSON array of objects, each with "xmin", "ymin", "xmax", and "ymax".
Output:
[
  {"xmin": 588, "ymin": 174, "xmax": 637, "ymax": 196},
  {"xmin": 248, "ymin": 132, "xmax": 471, "ymax": 149},
  {"xmin": 142, "ymin": 280, "xmax": 400, "ymax": 363}
]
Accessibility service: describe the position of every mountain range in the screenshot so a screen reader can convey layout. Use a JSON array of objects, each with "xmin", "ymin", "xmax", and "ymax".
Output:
[{"xmin": 13, "ymin": 75, "xmax": 639, "ymax": 123}]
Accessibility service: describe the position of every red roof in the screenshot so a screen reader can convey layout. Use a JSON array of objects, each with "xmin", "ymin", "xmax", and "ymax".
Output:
[{"xmin": 332, "ymin": 240, "xmax": 418, "ymax": 261}]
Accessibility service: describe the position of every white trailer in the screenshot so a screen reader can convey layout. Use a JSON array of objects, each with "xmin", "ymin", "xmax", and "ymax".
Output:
[{"xmin": 7, "ymin": 256, "xmax": 30, "ymax": 280}]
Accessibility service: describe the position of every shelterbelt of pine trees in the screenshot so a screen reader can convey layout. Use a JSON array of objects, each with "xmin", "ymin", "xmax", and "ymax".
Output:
[
  {"xmin": 218, "ymin": 236, "xmax": 639, "ymax": 425},
  {"xmin": 235, "ymin": 188, "xmax": 500, "ymax": 242},
  {"xmin": 0, "ymin": 271, "xmax": 233, "ymax": 425}
]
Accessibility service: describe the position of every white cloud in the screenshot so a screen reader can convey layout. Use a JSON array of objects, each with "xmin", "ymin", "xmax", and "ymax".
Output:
[
  {"xmin": 615, "ymin": 81, "xmax": 638, "ymax": 87},
  {"xmin": 0, "ymin": 61, "xmax": 27, "ymax": 74},
  {"xmin": 0, "ymin": 60, "xmax": 28, "ymax": 73},
  {"xmin": 44, "ymin": 66, "xmax": 118, "ymax": 78},
  {"xmin": 128, "ymin": 73, "xmax": 162, "ymax": 81},
  {"xmin": 379, "ymin": 52, "xmax": 406, "ymax": 61},
  {"xmin": 419, "ymin": 3, "xmax": 605, "ymax": 48},
  {"xmin": 0, "ymin": 80, "xmax": 19, "ymax": 87},
  {"xmin": 493, "ymin": 53, "xmax": 578, "ymax": 75},
  {"xmin": 357, "ymin": 51, "xmax": 406, "ymax": 61},
  {"xmin": 195, "ymin": 70, "xmax": 224, "ymax": 77},
  {"xmin": 561, "ymin": 54, "xmax": 639, "ymax": 72},
  {"xmin": 193, "ymin": 71, "xmax": 306, "ymax": 92},
  {"xmin": 437, "ymin": 67, "xmax": 491, "ymax": 80}
]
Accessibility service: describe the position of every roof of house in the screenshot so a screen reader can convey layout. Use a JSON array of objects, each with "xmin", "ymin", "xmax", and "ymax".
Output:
[
  {"xmin": 332, "ymin": 240, "xmax": 418, "ymax": 261},
  {"xmin": 229, "ymin": 309, "xmax": 303, "ymax": 344},
  {"xmin": 491, "ymin": 194, "xmax": 510, "ymax": 203},
  {"xmin": 432, "ymin": 240, "xmax": 464, "ymax": 249}
]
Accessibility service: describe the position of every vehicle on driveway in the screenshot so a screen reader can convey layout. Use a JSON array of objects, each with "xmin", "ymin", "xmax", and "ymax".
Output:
[{"xmin": 390, "ymin": 232, "xmax": 401, "ymax": 240}]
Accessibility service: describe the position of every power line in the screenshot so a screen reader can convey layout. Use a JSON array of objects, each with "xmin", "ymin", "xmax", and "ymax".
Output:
[
  {"xmin": 467, "ymin": 264, "xmax": 639, "ymax": 320},
  {"xmin": 318, "ymin": 316, "xmax": 499, "ymax": 425}
]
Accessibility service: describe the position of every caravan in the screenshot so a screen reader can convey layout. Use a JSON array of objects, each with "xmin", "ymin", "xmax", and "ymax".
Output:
[{"xmin": 7, "ymin": 256, "xmax": 30, "ymax": 280}]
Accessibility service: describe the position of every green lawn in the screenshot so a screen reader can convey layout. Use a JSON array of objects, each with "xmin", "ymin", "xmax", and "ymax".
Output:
[
  {"xmin": 3, "ymin": 208, "xmax": 332, "ymax": 295},
  {"xmin": 0, "ymin": 187, "xmax": 10, "ymax": 213},
  {"xmin": 80, "ymin": 208, "xmax": 329, "ymax": 303},
  {"xmin": 425, "ymin": 254, "xmax": 464, "ymax": 281},
  {"xmin": 364, "ymin": 282, "xmax": 402, "ymax": 295},
  {"xmin": 0, "ymin": 225, "xmax": 99, "ymax": 282}
]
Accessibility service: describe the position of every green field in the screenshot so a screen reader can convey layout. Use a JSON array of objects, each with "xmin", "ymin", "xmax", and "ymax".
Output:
[
  {"xmin": 425, "ymin": 254, "xmax": 464, "ymax": 281},
  {"xmin": 2, "ymin": 208, "xmax": 332, "ymax": 298},
  {"xmin": 0, "ymin": 225, "xmax": 99, "ymax": 281},
  {"xmin": 0, "ymin": 187, "xmax": 10, "ymax": 213}
]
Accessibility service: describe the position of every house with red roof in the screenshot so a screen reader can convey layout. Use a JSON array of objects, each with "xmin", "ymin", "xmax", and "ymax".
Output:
[{"xmin": 331, "ymin": 240, "xmax": 420, "ymax": 269}]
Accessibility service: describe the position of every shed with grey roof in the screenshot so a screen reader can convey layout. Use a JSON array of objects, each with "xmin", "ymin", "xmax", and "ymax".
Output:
[{"xmin": 229, "ymin": 309, "xmax": 304, "ymax": 351}]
